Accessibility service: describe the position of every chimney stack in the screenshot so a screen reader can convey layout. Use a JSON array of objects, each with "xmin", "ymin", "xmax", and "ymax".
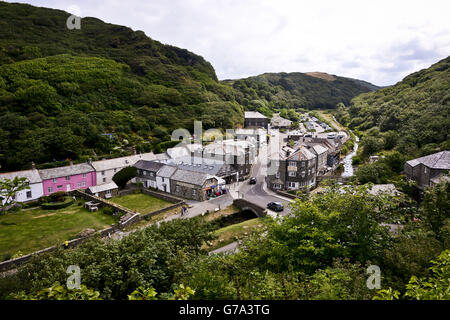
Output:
[
  {"xmin": 88, "ymin": 158, "xmax": 92, "ymax": 165},
  {"xmin": 31, "ymin": 162, "xmax": 36, "ymax": 170}
]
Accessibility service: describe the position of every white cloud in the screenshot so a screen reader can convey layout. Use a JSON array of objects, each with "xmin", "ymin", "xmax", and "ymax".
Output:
[{"xmin": 8, "ymin": 0, "xmax": 450, "ymax": 86}]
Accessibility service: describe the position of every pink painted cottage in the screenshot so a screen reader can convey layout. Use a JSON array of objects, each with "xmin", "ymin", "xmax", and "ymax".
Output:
[{"xmin": 39, "ymin": 161, "xmax": 96, "ymax": 195}]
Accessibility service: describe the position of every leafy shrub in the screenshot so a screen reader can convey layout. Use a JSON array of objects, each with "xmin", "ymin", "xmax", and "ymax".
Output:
[
  {"xmin": 49, "ymin": 191, "xmax": 67, "ymax": 203},
  {"xmin": 102, "ymin": 206, "xmax": 114, "ymax": 216},
  {"xmin": 41, "ymin": 197, "xmax": 73, "ymax": 210},
  {"xmin": 112, "ymin": 167, "xmax": 137, "ymax": 189},
  {"xmin": 22, "ymin": 200, "xmax": 40, "ymax": 209}
]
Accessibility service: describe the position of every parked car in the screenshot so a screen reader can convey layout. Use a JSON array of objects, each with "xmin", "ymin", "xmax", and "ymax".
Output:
[
  {"xmin": 249, "ymin": 177, "xmax": 257, "ymax": 184},
  {"xmin": 267, "ymin": 202, "xmax": 284, "ymax": 212}
]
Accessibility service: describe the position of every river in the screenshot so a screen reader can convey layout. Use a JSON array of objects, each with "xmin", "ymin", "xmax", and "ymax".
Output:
[{"xmin": 341, "ymin": 133, "xmax": 360, "ymax": 177}]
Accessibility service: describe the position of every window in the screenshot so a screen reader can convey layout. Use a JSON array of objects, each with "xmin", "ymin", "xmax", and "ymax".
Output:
[
  {"xmin": 143, "ymin": 171, "xmax": 147, "ymax": 175},
  {"xmin": 308, "ymin": 170, "xmax": 311, "ymax": 175},
  {"xmin": 57, "ymin": 185, "xmax": 63, "ymax": 189},
  {"xmin": 106, "ymin": 190, "xmax": 111, "ymax": 195},
  {"xmin": 287, "ymin": 182, "xmax": 296, "ymax": 188},
  {"xmin": 276, "ymin": 172, "xmax": 280, "ymax": 178},
  {"xmin": 48, "ymin": 187, "xmax": 53, "ymax": 193},
  {"xmin": 289, "ymin": 161, "xmax": 296, "ymax": 167},
  {"xmin": 176, "ymin": 186, "xmax": 180, "ymax": 192},
  {"xmin": 83, "ymin": 173, "xmax": 87, "ymax": 178},
  {"xmin": 301, "ymin": 162, "xmax": 305, "ymax": 167},
  {"xmin": 192, "ymin": 189, "xmax": 197, "ymax": 196},
  {"xmin": 65, "ymin": 176, "xmax": 70, "ymax": 181},
  {"xmin": 26, "ymin": 191, "xmax": 32, "ymax": 199},
  {"xmin": 53, "ymin": 178, "xmax": 57, "ymax": 183},
  {"xmin": 102, "ymin": 171, "xmax": 105, "ymax": 176},
  {"xmin": 114, "ymin": 168, "xmax": 117, "ymax": 173},
  {"xmin": 288, "ymin": 172, "xmax": 296, "ymax": 177},
  {"xmin": 77, "ymin": 182, "xmax": 81, "ymax": 188},
  {"xmin": 82, "ymin": 182, "xmax": 86, "ymax": 187},
  {"xmin": 424, "ymin": 167, "xmax": 427, "ymax": 174},
  {"xmin": 103, "ymin": 178, "xmax": 106, "ymax": 183},
  {"xmin": 312, "ymin": 167, "xmax": 315, "ymax": 174},
  {"xmin": 301, "ymin": 171, "xmax": 306, "ymax": 178}
]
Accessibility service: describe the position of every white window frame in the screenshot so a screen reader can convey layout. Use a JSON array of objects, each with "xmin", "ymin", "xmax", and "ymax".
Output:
[
  {"xmin": 48, "ymin": 187, "xmax": 53, "ymax": 193},
  {"xmin": 288, "ymin": 172, "xmax": 296, "ymax": 177}
]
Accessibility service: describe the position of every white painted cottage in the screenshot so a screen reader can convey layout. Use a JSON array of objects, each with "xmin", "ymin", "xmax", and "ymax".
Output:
[
  {"xmin": 0, "ymin": 167, "xmax": 44, "ymax": 205},
  {"xmin": 91, "ymin": 152, "xmax": 157, "ymax": 185}
]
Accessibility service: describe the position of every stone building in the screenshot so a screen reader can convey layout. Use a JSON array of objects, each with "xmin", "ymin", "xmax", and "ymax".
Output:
[
  {"xmin": 404, "ymin": 151, "xmax": 450, "ymax": 189},
  {"xmin": 203, "ymin": 139, "xmax": 256, "ymax": 180},
  {"xmin": 244, "ymin": 111, "xmax": 269, "ymax": 129},
  {"xmin": 267, "ymin": 146, "xmax": 317, "ymax": 190},
  {"xmin": 170, "ymin": 169, "xmax": 223, "ymax": 201},
  {"xmin": 134, "ymin": 160, "xmax": 165, "ymax": 189}
]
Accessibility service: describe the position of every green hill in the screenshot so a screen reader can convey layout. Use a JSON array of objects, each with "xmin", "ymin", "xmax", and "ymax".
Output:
[
  {"xmin": 223, "ymin": 71, "xmax": 379, "ymax": 115},
  {"xmin": 336, "ymin": 55, "xmax": 450, "ymax": 158},
  {"xmin": 0, "ymin": 2, "xmax": 243, "ymax": 171},
  {"xmin": 0, "ymin": 1, "xmax": 382, "ymax": 172}
]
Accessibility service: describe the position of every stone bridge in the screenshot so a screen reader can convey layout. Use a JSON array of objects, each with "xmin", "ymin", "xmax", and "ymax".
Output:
[{"xmin": 233, "ymin": 199, "xmax": 267, "ymax": 218}]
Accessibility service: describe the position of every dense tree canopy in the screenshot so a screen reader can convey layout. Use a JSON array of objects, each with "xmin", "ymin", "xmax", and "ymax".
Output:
[{"xmin": 336, "ymin": 56, "xmax": 450, "ymax": 159}]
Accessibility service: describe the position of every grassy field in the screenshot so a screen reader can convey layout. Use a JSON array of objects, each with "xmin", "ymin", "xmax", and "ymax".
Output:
[
  {"xmin": 204, "ymin": 217, "xmax": 264, "ymax": 252},
  {"xmin": 109, "ymin": 193, "xmax": 173, "ymax": 214},
  {"xmin": 0, "ymin": 201, "xmax": 116, "ymax": 260}
]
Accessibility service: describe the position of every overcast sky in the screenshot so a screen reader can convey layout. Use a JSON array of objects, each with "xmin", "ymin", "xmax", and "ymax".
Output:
[{"xmin": 9, "ymin": 0, "xmax": 450, "ymax": 86}]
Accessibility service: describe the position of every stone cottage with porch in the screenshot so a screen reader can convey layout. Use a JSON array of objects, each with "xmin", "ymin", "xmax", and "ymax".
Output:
[{"xmin": 170, "ymin": 169, "xmax": 222, "ymax": 201}]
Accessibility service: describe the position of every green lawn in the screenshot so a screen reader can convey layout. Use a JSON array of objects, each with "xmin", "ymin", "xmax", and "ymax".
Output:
[
  {"xmin": 0, "ymin": 201, "xmax": 116, "ymax": 260},
  {"xmin": 204, "ymin": 217, "xmax": 264, "ymax": 251},
  {"xmin": 109, "ymin": 193, "xmax": 172, "ymax": 214}
]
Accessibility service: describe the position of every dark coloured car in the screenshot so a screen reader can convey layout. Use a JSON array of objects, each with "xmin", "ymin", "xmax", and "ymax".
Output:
[
  {"xmin": 249, "ymin": 177, "xmax": 257, "ymax": 184},
  {"xmin": 267, "ymin": 202, "xmax": 284, "ymax": 212}
]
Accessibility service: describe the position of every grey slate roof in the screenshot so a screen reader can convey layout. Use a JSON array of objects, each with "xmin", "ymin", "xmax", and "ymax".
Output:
[
  {"xmin": 244, "ymin": 111, "xmax": 267, "ymax": 119},
  {"xmin": 0, "ymin": 169, "xmax": 42, "ymax": 184},
  {"xmin": 156, "ymin": 165, "xmax": 177, "ymax": 178},
  {"xmin": 88, "ymin": 182, "xmax": 118, "ymax": 194},
  {"xmin": 92, "ymin": 153, "xmax": 156, "ymax": 171},
  {"xmin": 271, "ymin": 114, "xmax": 292, "ymax": 127},
  {"xmin": 164, "ymin": 156, "xmax": 225, "ymax": 176},
  {"xmin": 134, "ymin": 160, "xmax": 165, "ymax": 172},
  {"xmin": 286, "ymin": 146, "xmax": 316, "ymax": 161},
  {"xmin": 369, "ymin": 184, "xmax": 399, "ymax": 196},
  {"xmin": 406, "ymin": 151, "xmax": 450, "ymax": 169},
  {"xmin": 171, "ymin": 169, "xmax": 214, "ymax": 186},
  {"xmin": 39, "ymin": 163, "xmax": 94, "ymax": 180}
]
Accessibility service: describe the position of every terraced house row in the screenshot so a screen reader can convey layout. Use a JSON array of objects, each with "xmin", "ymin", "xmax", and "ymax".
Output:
[
  {"xmin": 1, "ymin": 138, "xmax": 258, "ymax": 205},
  {"xmin": 0, "ymin": 153, "xmax": 157, "ymax": 206}
]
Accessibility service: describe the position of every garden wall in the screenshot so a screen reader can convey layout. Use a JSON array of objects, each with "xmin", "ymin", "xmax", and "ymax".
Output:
[{"xmin": 0, "ymin": 190, "xmax": 184, "ymax": 273}]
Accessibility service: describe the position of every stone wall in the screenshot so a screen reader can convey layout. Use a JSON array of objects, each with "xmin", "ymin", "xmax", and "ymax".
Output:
[{"xmin": 141, "ymin": 188, "xmax": 185, "ymax": 203}]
